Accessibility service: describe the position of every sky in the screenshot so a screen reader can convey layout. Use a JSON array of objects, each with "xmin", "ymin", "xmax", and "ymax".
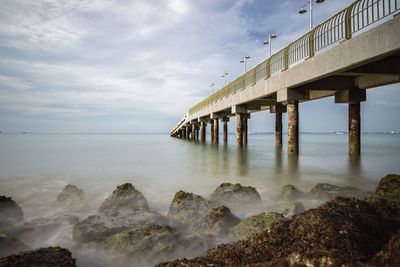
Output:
[{"xmin": 0, "ymin": 0, "xmax": 399, "ymax": 133}]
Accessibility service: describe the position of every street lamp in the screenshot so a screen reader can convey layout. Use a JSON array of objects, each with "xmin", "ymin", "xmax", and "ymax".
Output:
[
  {"xmin": 209, "ymin": 82, "xmax": 215, "ymax": 94},
  {"xmin": 240, "ymin": 54, "xmax": 250, "ymax": 73},
  {"xmin": 299, "ymin": 0, "xmax": 326, "ymax": 30},
  {"xmin": 263, "ymin": 32, "xmax": 278, "ymax": 58},
  {"xmin": 221, "ymin": 71, "xmax": 229, "ymax": 86}
]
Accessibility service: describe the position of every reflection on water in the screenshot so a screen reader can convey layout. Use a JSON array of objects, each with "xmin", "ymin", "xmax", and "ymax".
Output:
[{"xmin": 0, "ymin": 133, "xmax": 399, "ymax": 266}]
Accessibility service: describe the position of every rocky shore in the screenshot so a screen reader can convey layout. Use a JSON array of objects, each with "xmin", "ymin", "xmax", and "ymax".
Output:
[{"xmin": 0, "ymin": 174, "xmax": 399, "ymax": 266}]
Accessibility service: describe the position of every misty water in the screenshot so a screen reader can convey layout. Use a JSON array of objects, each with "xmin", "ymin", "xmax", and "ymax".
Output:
[{"xmin": 1, "ymin": 133, "xmax": 400, "ymax": 266}]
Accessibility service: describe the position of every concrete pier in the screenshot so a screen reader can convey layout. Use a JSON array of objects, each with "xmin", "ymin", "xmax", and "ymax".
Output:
[
  {"xmin": 287, "ymin": 101, "xmax": 299, "ymax": 156},
  {"xmin": 200, "ymin": 122, "xmax": 206, "ymax": 142},
  {"xmin": 191, "ymin": 124, "xmax": 196, "ymax": 141},
  {"xmin": 186, "ymin": 126, "xmax": 190, "ymax": 139},
  {"xmin": 223, "ymin": 117, "xmax": 229, "ymax": 143},
  {"xmin": 213, "ymin": 118, "xmax": 219, "ymax": 144},
  {"xmin": 236, "ymin": 113, "xmax": 243, "ymax": 147},
  {"xmin": 242, "ymin": 115, "xmax": 248, "ymax": 145},
  {"xmin": 349, "ymin": 103, "xmax": 361, "ymax": 155},
  {"xmin": 275, "ymin": 112, "xmax": 282, "ymax": 148},
  {"xmin": 210, "ymin": 120, "xmax": 214, "ymax": 142}
]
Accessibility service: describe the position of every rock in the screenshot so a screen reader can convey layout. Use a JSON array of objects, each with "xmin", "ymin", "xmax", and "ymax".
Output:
[
  {"xmin": 229, "ymin": 212, "xmax": 287, "ymax": 241},
  {"xmin": 308, "ymin": 182, "xmax": 370, "ymax": 200},
  {"xmin": 57, "ymin": 184, "xmax": 84, "ymax": 203},
  {"xmin": 207, "ymin": 183, "xmax": 262, "ymax": 210},
  {"xmin": 0, "ymin": 234, "xmax": 30, "ymax": 258},
  {"xmin": 365, "ymin": 195, "xmax": 400, "ymax": 228},
  {"xmin": 10, "ymin": 215, "xmax": 79, "ymax": 247},
  {"xmin": 199, "ymin": 206, "xmax": 240, "ymax": 237},
  {"xmin": 376, "ymin": 174, "xmax": 400, "ymax": 199},
  {"xmin": 160, "ymin": 197, "xmax": 394, "ymax": 266},
  {"xmin": 99, "ymin": 183, "xmax": 149, "ymax": 215},
  {"xmin": 99, "ymin": 224, "xmax": 213, "ymax": 266},
  {"xmin": 167, "ymin": 191, "xmax": 210, "ymax": 229},
  {"xmin": 279, "ymin": 184, "xmax": 304, "ymax": 200},
  {"xmin": 74, "ymin": 183, "xmax": 167, "ymax": 245},
  {"xmin": 278, "ymin": 201, "xmax": 305, "ymax": 218},
  {"xmin": 0, "ymin": 196, "xmax": 23, "ymax": 231},
  {"xmin": 0, "ymin": 247, "xmax": 76, "ymax": 267},
  {"xmin": 369, "ymin": 230, "xmax": 400, "ymax": 266}
]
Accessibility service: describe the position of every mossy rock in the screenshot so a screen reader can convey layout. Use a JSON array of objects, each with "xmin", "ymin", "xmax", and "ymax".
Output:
[
  {"xmin": 308, "ymin": 183, "xmax": 369, "ymax": 200},
  {"xmin": 57, "ymin": 185, "xmax": 84, "ymax": 203},
  {"xmin": 200, "ymin": 206, "xmax": 240, "ymax": 236},
  {"xmin": 0, "ymin": 234, "xmax": 30, "ymax": 258},
  {"xmin": 376, "ymin": 174, "xmax": 400, "ymax": 199},
  {"xmin": 167, "ymin": 191, "xmax": 210, "ymax": 229},
  {"xmin": 99, "ymin": 183, "xmax": 149, "ymax": 215},
  {"xmin": 0, "ymin": 196, "xmax": 24, "ymax": 232},
  {"xmin": 279, "ymin": 185, "xmax": 304, "ymax": 200},
  {"xmin": 208, "ymin": 183, "xmax": 262, "ymax": 208},
  {"xmin": 229, "ymin": 212, "xmax": 287, "ymax": 241}
]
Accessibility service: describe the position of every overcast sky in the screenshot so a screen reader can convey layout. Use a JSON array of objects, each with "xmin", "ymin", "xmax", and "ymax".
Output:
[{"xmin": 0, "ymin": 0, "xmax": 399, "ymax": 133}]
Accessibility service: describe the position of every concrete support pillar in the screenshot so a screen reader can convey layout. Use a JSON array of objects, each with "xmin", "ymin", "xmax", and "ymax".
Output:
[
  {"xmin": 196, "ymin": 128, "xmax": 199, "ymax": 140},
  {"xmin": 287, "ymin": 101, "xmax": 299, "ymax": 156},
  {"xmin": 275, "ymin": 112, "xmax": 283, "ymax": 148},
  {"xmin": 349, "ymin": 102, "xmax": 361, "ymax": 155},
  {"xmin": 242, "ymin": 116, "xmax": 248, "ymax": 145},
  {"xmin": 236, "ymin": 113, "xmax": 243, "ymax": 148},
  {"xmin": 223, "ymin": 121, "xmax": 228, "ymax": 143},
  {"xmin": 182, "ymin": 128, "xmax": 185, "ymax": 139},
  {"xmin": 213, "ymin": 118, "xmax": 219, "ymax": 144},
  {"xmin": 200, "ymin": 122, "xmax": 206, "ymax": 142},
  {"xmin": 210, "ymin": 121, "xmax": 214, "ymax": 142},
  {"xmin": 191, "ymin": 124, "xmax": 195, "ymax": 140},
  {"xmin": 186, "ymin": 126, "xmax": 190, "ymax": 140}
]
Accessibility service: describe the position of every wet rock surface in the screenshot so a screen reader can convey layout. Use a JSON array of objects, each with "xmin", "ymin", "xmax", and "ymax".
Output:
[
  {"xmin": 229, "ymin": 212, "xmax": 287, "ymax": 242},
  {"xmin": 376, "ymin": 173, "xmax": 400, "ymax": 198},
  {"xmin": 308, "ymin": 182, "xmax": 370, "ymax": 200},
  {"xmin": 0, "ymin": 234, "xmax": 30, "ymax": 258},
  {"xmin": 0, "ymin": 196, "xmax": 23, "ymax": 231},
  {"xmin": 198, "ymin": 206, "xmax": 240, "ymax": 237},
  {"xmin": 73, "ymin": 183, "xmax": 167, "ymax": 245},
  {"xmin": 167, "ymin": 191, "xmax": 210, "ymax": 230},
  {"xmin": 277, "ymin": 201, "xmax": 305, "ymax": 218},
  {"xmin": 279, "ymin": 185, "xmax": 304, "ymax": 201},
  {"xmin": 57, "ymin": 184, "xmax": 84, "ymax": 203},
  {"xmin": 0, "ymin": 247, "xmax": 76, "ymax": 267},
  {"xmin": 11, "ymin": 215, "xmax": 79, "ymax": 247},
  {"xmin": 369, "ymin": 230, "xmax": 400, "ymax": 267},
  {"xmin": 159, "ymin": 197, "xmax": 398, "ymax": 266},
  {"xmin": 207, "ymin": 183, "xmax": 262, "ymax": 211}
]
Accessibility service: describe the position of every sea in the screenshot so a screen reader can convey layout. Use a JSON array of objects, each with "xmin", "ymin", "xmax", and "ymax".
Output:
[{"xmin": 0, "ymin": 133, "xmax": 399, "ymax": 265}]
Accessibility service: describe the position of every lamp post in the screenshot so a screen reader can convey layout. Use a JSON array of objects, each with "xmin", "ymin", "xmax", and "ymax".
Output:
[
  {"xmin": 263, "ymin": 32, "xmax": 278, "ymax": 58},
  {"xmin": 299, "ymin": 0, "xmax": 326, "ymax": 30},
  {"xmin": 240, "ymin": 54, "xmax": 250, "ymax": 73},
  {"xmin": 209, "ymin": 82, "xmax": 215, "ymax": 94},
  {"xmin": 221, "ymin": 71, "xmax": 229, "ymax": 86}
]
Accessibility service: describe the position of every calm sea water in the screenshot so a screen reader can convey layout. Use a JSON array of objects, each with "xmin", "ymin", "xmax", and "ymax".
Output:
[
  {"xmin": 0, "ymin": 133, "xmax": 399, "ymax": 217},
  {"xmin": 0, "ymin": 133, "xmax": 399, "ymax": 265}
]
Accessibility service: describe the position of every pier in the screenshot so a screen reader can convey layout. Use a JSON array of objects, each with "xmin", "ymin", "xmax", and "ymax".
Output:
[{"xmin": 171, "ymin": 0, "xmax": 400, "ymax": 155}]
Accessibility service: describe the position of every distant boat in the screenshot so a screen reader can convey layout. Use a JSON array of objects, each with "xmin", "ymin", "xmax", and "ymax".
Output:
[
  {"xmin": 335, "ymin": 131, "xmax": 344, "ymax": 135},
  {"xmin": 390, "ymin": 131, "xmax": 399, "ymax": 134},
  {"xmin": 20, "ymin": 132, "xmax": 31, "ymax": 134}
]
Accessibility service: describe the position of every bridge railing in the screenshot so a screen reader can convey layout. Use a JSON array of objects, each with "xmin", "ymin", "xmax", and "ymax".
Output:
[{"xmin": 187, "ymin": 0, "xmax": 400, "ymax": 117}]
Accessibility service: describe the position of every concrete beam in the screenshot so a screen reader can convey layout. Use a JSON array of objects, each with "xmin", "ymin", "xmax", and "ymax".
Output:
[
  {"xmin": 222, "ymin": 117, "xmax": 230, "ymax": 122},
  {"xmin": 270, "ymin": 104, "xmax": 287, "ymax": 114},
  {"xmin": 355, "ymin": 74, "xmax": 400, "ymax": 89},
  {"xmin": 210, "ymin": 113, "xmax": 221, "ymax": 119},
  {"xmin": 335, "ymin": 88, "xmax": 366, "ymax": 104},
  {"xmin": 297, "ymin": 76, "xmax": 355, "ymax": 91},
  {"xmin": 232, "ymin": 105, "xmax": 248, "ymax": 114},
  {"xmin": 277, "ymin": 88, "xmax": 308, "ymax": 103}
]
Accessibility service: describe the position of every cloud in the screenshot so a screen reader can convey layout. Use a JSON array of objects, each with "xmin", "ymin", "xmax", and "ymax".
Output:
[{"xmin": 1, "ymin": 0, "xmax": 398, "ymax": 133}]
